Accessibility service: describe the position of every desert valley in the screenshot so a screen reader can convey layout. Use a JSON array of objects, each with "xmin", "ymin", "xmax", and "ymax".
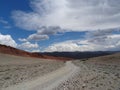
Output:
[
  {"xmin": 0, "ymin": 44, "xmax": 119, "ymax": 90},
  {"xmin": 0, "ymin": 0, "xmax": 120, "ymax": 89}
]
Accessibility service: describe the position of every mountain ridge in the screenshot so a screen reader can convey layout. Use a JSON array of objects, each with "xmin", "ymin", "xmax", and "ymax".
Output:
[
  {"xmin": 42, "ymin": 51, "xmax": 119, "ymax": 59},
  {"xmin": 0, "ymin": 44, "xmax": 71, "ymax": 61}
]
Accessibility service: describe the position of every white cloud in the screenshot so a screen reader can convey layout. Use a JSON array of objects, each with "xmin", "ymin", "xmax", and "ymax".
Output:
[
  {"xmin": 0, "ymin": 18, "xmax": 8, "ymax": 24},
  {"xmin": 18, "ymin": 34, "xmax": 49, "ymax": 42},
  {"xmin": 31, "ymin": 49, "xmax": 41, "ymax": 52},
  {"xmin": 37, "ymin": 26, "xmax": 63, "ymax": 35},
  {"xmin": 0, "ymin": 33, "xmax": 17, "ymax": 47},
  {"xmin": 44, "ymin": 41, "xmax": 90, "ymax": 52},
  {"xmin": 86, "ymin": 29, "xmax": 120, "ymax": 45},
  {"xmin": 11, "ymin": 0, "xmax": 120, "ymax": 52},
  {"xmin": 12, "ymin": 0, "xmax": 120, "ymax": 31},
  {"xmin": 18, "ymin": 38, "xmax": 27, "ymax": 42},
  {"xmin": 18, "ymin": 42, "xmax": 39, "ymax": 49},
  {"xmin": 18, "ymin": 26, "xmax": 63, "ymax": 42},
  {"xmin": 44, "ymin": 40, "xmax": 98, "ymax": 52},
  {"xmin": 18, "ymin": 38, "xmax": 42, "ymax": 52},
  {"xmin": 27, "ymin": 34, "xmax": 49, "ymax": 41},
  {"xmin": 18, "ymin": 41, "xmax": 41, "ymax": 52},
  {"xmin": 45, "ymin": 34, "xmax": 120, "ymax": 52},
  {"xmin": 0, "ymin": 18, "xmax": 12, "ymax": 29}
]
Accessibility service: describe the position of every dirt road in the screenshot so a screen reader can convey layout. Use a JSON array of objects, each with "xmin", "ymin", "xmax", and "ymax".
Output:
[{"xmin": 3, "ymin": 61, "xmax": 79, "ymax": 90}]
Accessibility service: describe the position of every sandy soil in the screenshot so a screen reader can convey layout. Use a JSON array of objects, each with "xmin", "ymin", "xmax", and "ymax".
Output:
[
  {"xmin": 3, "ymin": 61, "xmax": 79, "ymax": 90},
  {"xmin": 1, "ymin": 53, "xmax": 120, "ymax": 90},
  {"xmin": 0, "ymin": 53, "xmax": 64, "ymax": 89},
  {"xmin": 54, "ymin": 58, "xmax": 120, "ymax": 90}
]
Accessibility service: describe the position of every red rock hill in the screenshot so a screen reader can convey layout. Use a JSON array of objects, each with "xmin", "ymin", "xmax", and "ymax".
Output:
[{"xmin": 0, "ymin": 44, "xmax": 71, "ymax": 61}]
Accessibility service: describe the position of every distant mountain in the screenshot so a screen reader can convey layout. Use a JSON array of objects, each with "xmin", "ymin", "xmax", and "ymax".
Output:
[
  {"xmin": 0, "ymin": 44, "xmax": 71, "ymax": 61},
  {"xmin": 1, "ymin": 44, "xmax": 119, "ymax": 61},
  {"xmin": 42, "ymin": 51, "xmax": 119, "ymax": 60}
]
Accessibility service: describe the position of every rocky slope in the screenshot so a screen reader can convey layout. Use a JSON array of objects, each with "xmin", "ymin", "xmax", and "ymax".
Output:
[
  {"xmin": 0, "ymin": 53, "xmax": 65, "ymax": 89},
  {"xmin": 54, "ymin": 53, "xmax": 120, "ymax": 90},
  {"xmin": 0, "ymin": 44, "xmax": 71, "ymax": 61}
]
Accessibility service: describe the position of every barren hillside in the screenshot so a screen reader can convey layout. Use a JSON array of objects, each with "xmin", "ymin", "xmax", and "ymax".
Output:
[{"xmin": 0, "ymin": 44, "xmax": 71, "ymax": 61}]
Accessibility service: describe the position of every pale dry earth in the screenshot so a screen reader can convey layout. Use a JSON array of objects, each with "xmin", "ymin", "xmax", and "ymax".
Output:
[
  {"xmin": 4, "ymin": 61, "xmax": 79, "ymax": 90},
  {"xmin": 0, "ymin": 53, "xmax": 120, "ymax": 90},
  {"xmin": 54, "ymin": 54, "xmax": 120, "ymax": 90},
  {"xmin": 0, "ymin": 53, "xmax": 65, "ymax": 89}
]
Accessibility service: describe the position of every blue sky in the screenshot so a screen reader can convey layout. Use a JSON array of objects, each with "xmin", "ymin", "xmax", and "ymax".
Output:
[{"xmin": 0, "ymin": 0, "xmax": 120, "ymax": 52}]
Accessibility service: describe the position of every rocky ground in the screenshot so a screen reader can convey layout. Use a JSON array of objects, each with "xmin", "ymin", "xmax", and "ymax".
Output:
[
  {"xmin": 0, "ymin": 53, "xmax": 65, "ymax": 89},
  {"xmin": 1, "ymin": 53, "xmax": 120, "ymax": 90},
  {"xmin": 53, "ymin": 55, "xmax": 120, "ymax": 90}
]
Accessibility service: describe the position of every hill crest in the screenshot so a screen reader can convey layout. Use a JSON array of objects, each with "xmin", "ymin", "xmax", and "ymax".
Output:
[{"xmin": 0, "ymin": 44, "xmax": 71, "ymax": 61}]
